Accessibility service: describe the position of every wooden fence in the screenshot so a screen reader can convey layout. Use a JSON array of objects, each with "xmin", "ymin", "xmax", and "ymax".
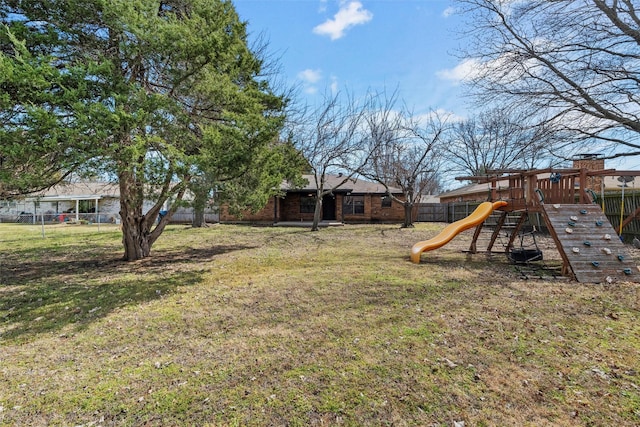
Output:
[{"xmin": 599, "ymin": 192, "xmax": 640, "ymax": 240}]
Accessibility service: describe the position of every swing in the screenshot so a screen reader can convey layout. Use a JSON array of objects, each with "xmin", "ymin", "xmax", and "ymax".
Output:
[
  {"xmin": 505, "ymin": 208, "xmax": 565, "ymax": 280},
  {"xmin": 617, "ymin": 175, "xmax": 635, "ymax": 236},
  {"xmin": 507, "ymin": 209, "xmax": 543, "ymax": 264}
]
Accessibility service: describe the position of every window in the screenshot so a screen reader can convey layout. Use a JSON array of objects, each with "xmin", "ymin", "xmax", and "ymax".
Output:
[
  {"xmin": 381, "ymin": 195, "xmax": 392, "ymax": 208},
  {"xmin": 300, "ymin": 195, "xmax": 315, "ymax": 213},
  {"xmin": 78, "ymin": 200, "xmax": 96, "ymax": 213},
  {"xmin": 343, "ymin": 195, "xmax": 364, "ymax": 215}
]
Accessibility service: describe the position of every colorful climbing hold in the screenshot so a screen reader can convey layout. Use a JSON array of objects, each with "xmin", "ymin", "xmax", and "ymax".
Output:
[
  {"xmin": 601, "ymin": 247, "xmax": 612, "ymax": 255},
  {"xmin": 583, "ymin": 241, "xmax": 591, "ymax": 246},
  {"xmin": 623, "ymin": 268, "xmax": 632, "ymax": 275},
  {"xmin": 572, "ymin": 247, "xmax": 580, "ymax": 253},
  {"xmin": 617, "ymin": 255, "xmax": 625, "ymax": 261},
  {"xmin": 592, "ymin": 261, "xmax": 600, "ymax": 267},
  {"xmin": 565, "ymin": 228, "xmax": 574, "ymax": 234},
  {"xmin": 595, "ymin": 220, "xmax": 603, "ymax": 226},
  {"xmin": 604, "ymin": 234, "xmax": 612, "ymax": 240},
  {"xmin": 570, "ymin": 216, "xmax": 578, "ymax": 221},
  {"xmin": 580, "ymin": 209, "xmax": 587, "ymax": 214},
  {"xmin": 568, "ymin": 221, "xmax": 576, "ymax": 227}
]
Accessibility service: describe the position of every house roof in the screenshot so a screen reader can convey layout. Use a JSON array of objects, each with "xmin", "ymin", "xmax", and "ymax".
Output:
[
  {"xmin": 22, "ymin": 175, "xmax": 407, "ymax": 202},
  {"xmin": 24, "ymin": 181, "xmax": 120, "ymax": 202},
  {"xmin": 284, "ymin": 174, "xmax": 402, "ymax": 194},
  {"xmin": 438, "ymin": 182, "xmax": 492, "ymax": 200}
]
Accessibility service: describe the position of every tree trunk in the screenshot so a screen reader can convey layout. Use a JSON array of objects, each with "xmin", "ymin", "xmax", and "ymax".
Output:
[
  {"xmin": 117, "ymin": 166, "xmax": 187, "ymax": 261},
  {"xmin": 119, "ymin": 172, "xmax": 153, "ymax": 261},
  {"xmin": 402, "ymin": 202, "xmax": 414, "ymax": 228},
  {"xmin": 311, "ymin": 196, "xmax": 323, "ymax": 232},
  {"xmin": 121, "ymin": 218, "xmax": 151, "ymax": 260},
  {"xmin": 191, "ymin": 186, "xmax": 209, "ymax": 228},
  {"xmin": 192, "ymin": 208, "xmax": 208, "ymax": 228}
]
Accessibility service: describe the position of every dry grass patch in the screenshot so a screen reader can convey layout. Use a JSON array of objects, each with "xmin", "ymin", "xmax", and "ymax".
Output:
[{"xmin": 0, "ymin": 223, "xmax": 639, "ymax": 426}]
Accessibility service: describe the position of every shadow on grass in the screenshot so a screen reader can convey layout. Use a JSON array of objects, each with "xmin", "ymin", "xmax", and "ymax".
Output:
[
  {"xmin": 0, "ymin": 243, "xmax": 253, "ymax": 343},
  {"xmin": 409, "ymin": 253, "xmax": 510, "ymax": 269}
]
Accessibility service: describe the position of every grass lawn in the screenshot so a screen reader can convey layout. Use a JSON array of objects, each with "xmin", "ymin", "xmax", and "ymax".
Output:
[{"xmin": 0, "ymin": 223, "xmax": 639, "ymax": 426}]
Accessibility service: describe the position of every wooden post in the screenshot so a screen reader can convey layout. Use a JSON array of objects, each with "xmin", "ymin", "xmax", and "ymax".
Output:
[
  {"xmin": 506, "ymin": 212, "xmax": 528, "ymax": 252},
  {"xmin": 540, "ymin": 206, "xmax": 574, "ymax": 279},
  {"xmin": 487, "ymin": 211, "xmax": 508, "ymax": 252},
  {"xmin": 579, "ymin": 168, "xmax": 587, "ymax": 204},
  {"xmin": 524, "ymin": 173, "xmax": 537, "ymax": 207},
  {"xmin": 469, "ymin": 222, "xmax": 484, "ymax": 254}
]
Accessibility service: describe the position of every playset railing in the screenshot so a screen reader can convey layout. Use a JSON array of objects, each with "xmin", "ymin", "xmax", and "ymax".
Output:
[{"xmin": 458, "ymin": 167, "xmax": 640, "ymax": 211}]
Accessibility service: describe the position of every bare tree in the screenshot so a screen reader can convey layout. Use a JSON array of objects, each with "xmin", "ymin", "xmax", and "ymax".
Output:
[
  {"xmin": 457, "ymin": 0, "xmax": 640, "ymax": 160},
  {"xmin": 443, "ymin": 106, "xmax": 559, "ymax": 177},
  {"xmin": 361, "ymin": 91, "xmax": 445, "ymax": 228},
  {"xmin": 290, "ymin": 91, "xmax": 373, "ymax": 231}
]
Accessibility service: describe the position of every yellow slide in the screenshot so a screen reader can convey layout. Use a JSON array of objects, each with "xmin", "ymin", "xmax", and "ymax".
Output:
[{"xmin": 411, "ymin": 201, "xmax": 508, "ymax": 263}]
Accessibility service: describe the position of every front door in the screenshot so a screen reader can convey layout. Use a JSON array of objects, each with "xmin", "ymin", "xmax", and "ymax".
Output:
[{"xmin": 322, "ymin": 195, "xmax": 336, "ymax": 220}]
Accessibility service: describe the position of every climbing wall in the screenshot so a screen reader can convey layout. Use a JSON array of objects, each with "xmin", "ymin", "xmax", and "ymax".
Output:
[{"xmin": 542, "ymin": 204, "xmax": 639, "ymax": 283}]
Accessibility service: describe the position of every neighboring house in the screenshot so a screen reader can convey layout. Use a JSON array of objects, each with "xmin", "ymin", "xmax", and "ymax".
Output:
[
  {"xmin": 419, "ymin": 194, "xmax": 440, "ymax": 204},
  {"xmin": 1, "ymin": 175, "xmax": 419, "ymax": 225},
  {"xmin": 219, "ymin": 174, "xmax": 407, "ymax": 224},
  {"xmin": 1, "ymin": 181, "xmax": 122, "ymax": 223},
  {"xmin": 0, "ymin": 181, "xmax": 218, "ymax": 224},
  {"xmin": 439, "ymin": 180, "xmax": 513, "ymax": 204}
]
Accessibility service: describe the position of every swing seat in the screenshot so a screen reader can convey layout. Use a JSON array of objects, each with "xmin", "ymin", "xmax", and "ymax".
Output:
[{"xmin": 508, "ymin": 248, "xmax": 543, "ymax": 264}]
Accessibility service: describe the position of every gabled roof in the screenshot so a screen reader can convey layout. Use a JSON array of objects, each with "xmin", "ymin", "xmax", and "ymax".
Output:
[
  {"xmin": 284, "ymin": 174, "xmax": 402, "ymax": 194},
  {"xmin": 24, "ymin": 181, "xmax": 120, "ymax": 202},
  {"xmin": 438, "ymin": 182, "xmax": 493, "ymax": 199}
]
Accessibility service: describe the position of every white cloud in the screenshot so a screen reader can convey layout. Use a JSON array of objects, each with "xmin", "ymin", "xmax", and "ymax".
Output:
[
  {"xmin": 298, "ymin": 68, "xmax": 324, "ymax": 94},
  {"xmin": 436, "ymin": 59, "xmax": 481, "ymax": 84},
  {"xmin": 304, "ymin": 86, "xmax": 319, "ymax": 95},
  {"xmin": 413, "ymin": 109, "xmax": 465, "ymax": 126},
  {"xmin": 330, "ymin": 76, "xmax": 339, "ymax": 95},
  {"xmin": 313, "ymin": 1, "xmax": 373, "ymax": 41},
  {"xmin": 442, "ymin": 6, "xmax": 456, "ymax": 18},
  {"xmin": 297, "ymin": 68, "xmax": 323, "ymax": 84},
  {"xmin": 439, "ymin": 38, "xmax": 553, "ymax": 85}
]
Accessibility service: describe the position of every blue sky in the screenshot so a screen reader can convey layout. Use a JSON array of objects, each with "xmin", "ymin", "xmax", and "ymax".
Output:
[
  {"xmin": 233, "ymin": 0, "xmax": 469, "ymax": 119},
  {"xmin": 234, "ymin": 0, "xmax": 639, "ymax": 171}
]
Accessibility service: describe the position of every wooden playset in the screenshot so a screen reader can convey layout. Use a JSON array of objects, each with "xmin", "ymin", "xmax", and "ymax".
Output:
[{"xmin": 446, "ymin": 166, "xmax": 640, "ymax": 283}]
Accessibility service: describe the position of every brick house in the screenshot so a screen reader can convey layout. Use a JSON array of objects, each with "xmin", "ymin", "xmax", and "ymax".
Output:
[{"xmin": 219, "ymin": 174, "xmax": 407, "ymax": 224}]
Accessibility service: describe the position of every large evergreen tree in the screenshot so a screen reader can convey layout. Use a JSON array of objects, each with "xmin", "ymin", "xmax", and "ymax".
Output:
[{"xmin": 0, "ymin": 0, "xmax": 294, "ymax": 260}]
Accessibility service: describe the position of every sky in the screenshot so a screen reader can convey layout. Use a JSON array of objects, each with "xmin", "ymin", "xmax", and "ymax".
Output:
[
  {"xmin": 232, "ymin": 0, "xmax": 636, "ymax": 172},
  {"xmin": 232, "ymin": 0, "xmax": 469, "ymax": 119}
]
